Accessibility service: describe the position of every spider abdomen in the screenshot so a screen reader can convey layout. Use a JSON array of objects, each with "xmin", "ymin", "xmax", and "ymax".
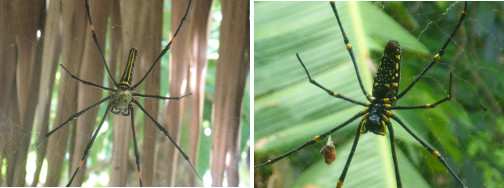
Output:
[
  {"xmin": 372, "ymin": 40, "xmax": 401, "ymax": 101},
  {"xmin": 112, "ymin": 89, "xmax": 132, "ymax": 115},
  {"xmin": 118, "ymin": 48, "xmax": 138, "ymax": 88}
]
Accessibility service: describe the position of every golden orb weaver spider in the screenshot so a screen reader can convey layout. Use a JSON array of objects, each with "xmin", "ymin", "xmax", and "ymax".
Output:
[
  {"xmin": 37, "ymin": 0, "xmax": 200, "ymax": 186},
  {"xmin": 255, "ymin": 1, "xmax": 467, "ymax": 187}
]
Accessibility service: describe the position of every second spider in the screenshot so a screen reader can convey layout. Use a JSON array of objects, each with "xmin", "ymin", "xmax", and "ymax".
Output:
[{"xmin": 255, "ymin": 1, "xmax": 467, "ymax": 188}]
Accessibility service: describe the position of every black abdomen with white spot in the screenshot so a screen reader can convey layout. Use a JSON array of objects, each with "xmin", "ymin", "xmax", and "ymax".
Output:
[{"xmin": 372, "ymin": 40, "xmax": 401, "ymax": 100}]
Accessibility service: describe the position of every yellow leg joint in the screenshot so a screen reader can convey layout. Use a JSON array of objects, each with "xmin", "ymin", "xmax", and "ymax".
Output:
[
  {"xmin": 434, "ymin": 54, "xmax": 441, "ymax": 60},
  {"xmin": 366, "ymin": 102, "xmax": 371, "ymax": 107},
  {"xmin": 385, "ymin": 110, "xmax": 392, "ymax": 117},
  {"xmin": 425, "ymin": 104, "xmax": 432, "ymax": 109},
  {"xmin": 384, "ymin": 104, "xmax": 391, "ymax": 109},
  {"xmin": 360, "ymin": 120, "xmax": 366, "ymax": 133},
  {"xmin": 383, "ymin": 98, "xmax": 390, "ymax": 103},
  {"xmin": 370, "ymin": 97, "xmax": 376, "ymax": 102},
  {"xmin": 346, "ymin": 44, "xmax": 352, "ymax": 50},
  {"xmin": 314, "ymin": 135, "xmax": 321, "ymax": 142},
  {"xmin": 432, "ymin": 151, "xmax": 440, "ymax": 158},
  {"xmin": 362, "ymin": 113, "xmax": 369, "ymax": 119},
  {"xmin": 333, "ymin": 92, "xmax": 339, "ymax": 97},
  {"xmin": 381, "ymin": 121, "xmax": 387, "ymax": 135},
  {"xmin": 337, "ymin": 180, "xmax": 343, "ymax": 188},
  {"xmin": 381, "ymin": 115, "xmax": 390, "ymax": 122}
]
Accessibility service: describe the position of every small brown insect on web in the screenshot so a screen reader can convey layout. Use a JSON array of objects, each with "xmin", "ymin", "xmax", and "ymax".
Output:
[{"xmin": 320, "ymin": 136, "xmax": 336, "ymax": 165}]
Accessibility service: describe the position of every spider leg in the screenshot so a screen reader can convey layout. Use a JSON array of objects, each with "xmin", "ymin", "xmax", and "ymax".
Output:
[
  {"xmin": 131, "ymin": 0, "xmax": 192, "ymax": 90},
  {"xmin": 336, "ymin": 119, "xmax": 364, "ymax": 188},
  {"xmin": 255, "ymin": 111, "xmax": 364, "ymax": 168},
  {"xmin": 329, "ymin": 1, "xmax": 371, "ymax": 100},
  {"xmin": 132, "ymin": 99, "xmax": 202, "ymax": 181},
  {"xmin": 390, "ymin": 115, "xmax": 466, "ymax": 188},
  {"xmin": 132, "ymin": 93, "xmax": 192, "ymax": 100},
  {"xmin": 67, "ymin": 103, "xmax": 112, "ymax": 186},
  {"xmin": 129, "ymin": 105, "xmax": 143, "ymax": 187},
  {"xmin": 83, "ymin": 0, "xmax": 118, "ymax": 87},
  {"xmin": 386, "ymin": 121, "xmax": 402, "ymax": 188},
  {"xmin": 296, "ymin": 53, "xmax": 367, "ymax": 106},
  {"xmin": 38, "ymin": 96, "xmax": 112, "ymax": 147},
  {"xmin": 60, "ymin": 64, "xmax": 114, "ymax": 91},
  {"xmin": 396, "ymin": 2, "xmax": 467, "ymax": 100},
  {"xmin": 392, "ymin": 73, "xmax": 452, "ymax": 110}
]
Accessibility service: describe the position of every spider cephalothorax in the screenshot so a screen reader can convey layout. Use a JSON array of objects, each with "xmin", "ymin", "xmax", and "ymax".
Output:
[
  {"xmin": 112, "ymin": 88, "xmax": 133, "ymax": 115},
  {"xmin": 361, "ymin": 103, "xmax": 390, "ymax": 135}
]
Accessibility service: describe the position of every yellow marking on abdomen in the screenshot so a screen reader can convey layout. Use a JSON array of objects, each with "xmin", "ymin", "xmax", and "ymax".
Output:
[{"xmin": 119, "ymin": 48, "xmax": 138, "ymax": 86}]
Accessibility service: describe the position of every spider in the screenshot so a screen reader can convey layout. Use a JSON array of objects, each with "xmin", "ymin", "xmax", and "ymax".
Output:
[
  {"xmin": 37, "ymin": 0, "xmax": 200, "ymax": 186},
  {"xmin": 255, "ymin": 1, "xmax": 467, "ymax": 188}
]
